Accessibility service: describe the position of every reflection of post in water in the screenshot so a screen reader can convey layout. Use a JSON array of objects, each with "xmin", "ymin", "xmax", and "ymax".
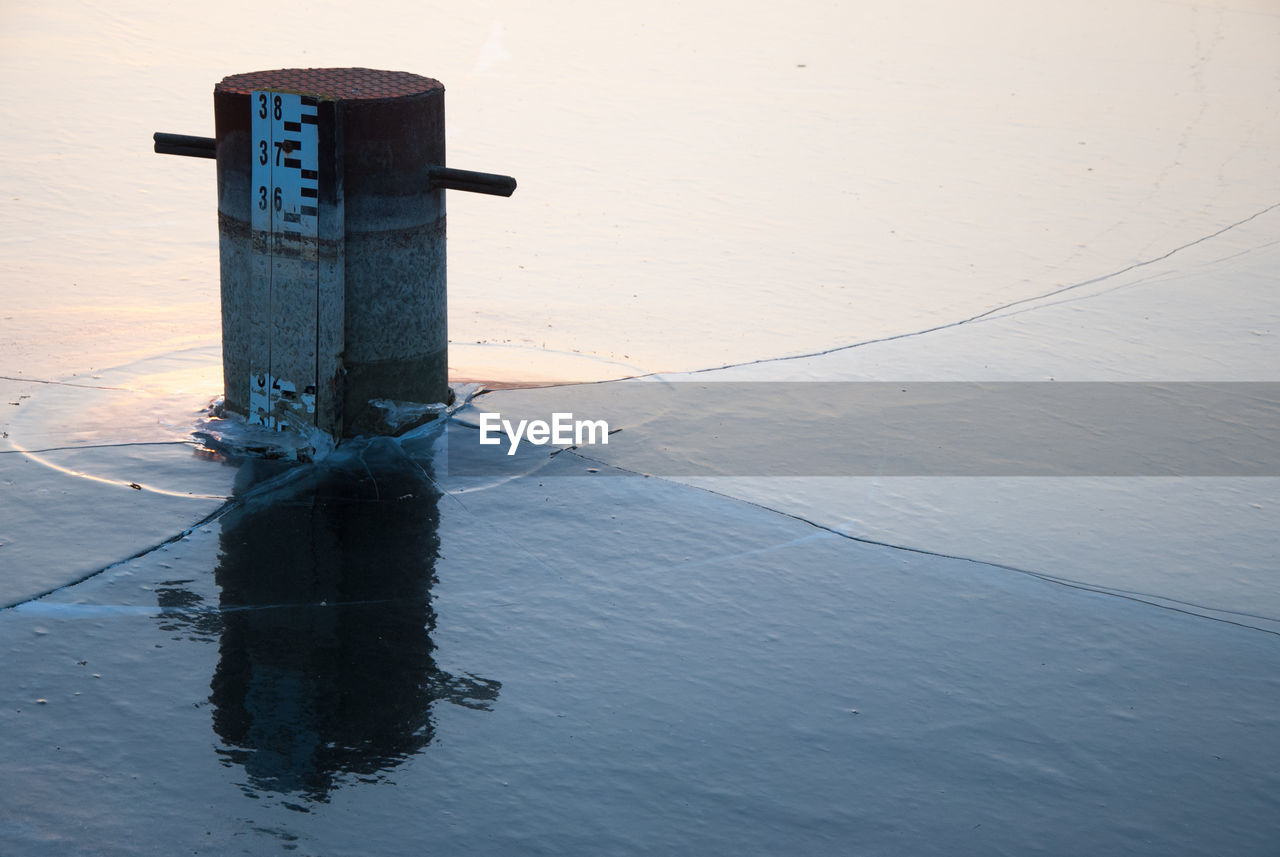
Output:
[{"xmin": 206, "ymin": 439, "xmax": 499, "ymax": 802}]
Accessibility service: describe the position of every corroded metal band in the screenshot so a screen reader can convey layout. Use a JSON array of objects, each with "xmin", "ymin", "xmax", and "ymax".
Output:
[{"xmin": 215, "ymin": 68, "xmax": 442, "ymax": 101}]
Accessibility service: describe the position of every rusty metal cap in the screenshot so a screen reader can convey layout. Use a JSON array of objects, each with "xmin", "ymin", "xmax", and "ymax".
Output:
[{"xmin": 215, "ymin": 68, "xmax": 443, "ymax": 101}]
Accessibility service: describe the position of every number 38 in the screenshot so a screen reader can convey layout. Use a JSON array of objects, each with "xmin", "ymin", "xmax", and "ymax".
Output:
[{"xmin": 257, "ymin": 93, "xmax": 283, "ymax": 120}]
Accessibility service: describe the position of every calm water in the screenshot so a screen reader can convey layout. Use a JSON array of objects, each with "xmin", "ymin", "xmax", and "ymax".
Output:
[{"xmin": 2, "ymin": 1, "xmax": 1279, "ymax": 854}]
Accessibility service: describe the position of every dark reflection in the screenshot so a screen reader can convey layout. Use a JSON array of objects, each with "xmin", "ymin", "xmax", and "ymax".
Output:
[
  {"xmin": 165, "ymin": 439, "xmax": 499, "ymax": 803},
  {"xmin": 155, "ymin": 579, "xmax": 222, "ymax": 643}
]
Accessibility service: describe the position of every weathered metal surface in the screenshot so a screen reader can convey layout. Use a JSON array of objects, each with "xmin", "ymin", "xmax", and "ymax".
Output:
[
  {"xmin": 428, "ymin": 166, "xmax": 516, "ymax": 196},
  {"xmin": 215, "ymin": 67, "xmax": 442, "ymax": 101},
  {"xmin": 157, "ymin": 132, "xmax": 517, "ymax": 199},
  {"xmin": 315, "ymin": 99, "xmax": 345, "ymax": 437},
  {"xmin": 153, "ymin": 132, "xmax": 215, "ymax": 158}
]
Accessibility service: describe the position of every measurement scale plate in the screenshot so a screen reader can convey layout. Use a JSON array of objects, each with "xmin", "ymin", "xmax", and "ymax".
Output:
[{"xmin": 248, "ymin": 90, "xmax": 320, "ymax": 430}]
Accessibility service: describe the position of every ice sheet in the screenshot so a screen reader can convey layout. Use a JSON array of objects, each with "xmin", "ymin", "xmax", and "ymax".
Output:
[
  {"xmin": 462, "ymin": 208, "xmax": 1280, "ymax": 630},
  {"xmin": 2, "ymin": 427, "xmax": 1278, "ymax": 856}
]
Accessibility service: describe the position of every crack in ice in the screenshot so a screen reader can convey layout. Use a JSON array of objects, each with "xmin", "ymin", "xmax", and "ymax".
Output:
[
  {"xmin": 0, "ymin": 375, "xmax": 131, "ymax": 391},
  {"xmin": 671, "ymin": 200, "xmax": 1280, "ymax": 378},
  {"xmin": 0, "ymin": 440, "xmax": 198, "ymax": 455},
  {"xmin": 0, "ymin": 465, "xmax": 312, "ymax": 612},
  {"xmin": 560, "ymin": 448, "xmax": 1280, "ymax": 639}
]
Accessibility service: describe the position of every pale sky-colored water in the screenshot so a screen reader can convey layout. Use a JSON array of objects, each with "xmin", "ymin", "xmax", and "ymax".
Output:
[
  {"xmin": 2, "ymin": 4, "xmax": 1280, "ymax": 854},
  {"xmin": 1, "ymin": 0, "xmax": 1278, "ymax": 381}
]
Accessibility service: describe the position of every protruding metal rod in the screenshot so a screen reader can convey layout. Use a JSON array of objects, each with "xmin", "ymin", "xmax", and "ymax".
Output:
[
  {"xmin": 153, "ymin": 138, "xmax": 513, "ymax": 200},
  {"xmin": 154, "ymin": 132, "xmax": 216, "ymax": 159},
  {"xmin": 428, "ymin": 166, "xmax": 516, "ymax": 197}
]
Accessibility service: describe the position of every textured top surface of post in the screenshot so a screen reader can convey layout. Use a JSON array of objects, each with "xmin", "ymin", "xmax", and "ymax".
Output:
[{"xmin": 215, "ymin": 68, "xmax": 443, "ymax": 101}]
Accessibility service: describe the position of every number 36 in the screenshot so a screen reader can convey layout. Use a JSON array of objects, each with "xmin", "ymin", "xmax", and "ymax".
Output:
[{"xmin": 257, "ymin": 186, "xmax": 283, "ymax": 211}]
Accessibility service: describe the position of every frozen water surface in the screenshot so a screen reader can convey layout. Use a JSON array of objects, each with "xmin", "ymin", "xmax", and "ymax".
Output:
[
  {"xmin": 5, "ymin": 434, "xmax": 1280, "ymax": 855},
  {"xmin": 2, "ymin": 0, "xmax": 1279, "ymax": 854}
]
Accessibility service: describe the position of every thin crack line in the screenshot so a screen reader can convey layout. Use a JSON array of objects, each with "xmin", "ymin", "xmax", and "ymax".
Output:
[
  {"xmin": 0, "ymin": 501, "xmax": 236, "ymax": 611},
  {"xmin": 673, "ymin": 200, "xmax": 1280, "ymax": 377},
  {"xmin": 557, "ymin": 448, "xmax": 1280, "ymax": 638},
  {"xmin": 359, "ymin": 455, "xmax": 382, "ymax": 502},
  {"xmin": 18, "ymin": 598, "xmax": 399, "ymax": 616},
  {"xmin": 0, "ymin": 441, "xmax": 198, "ymax": 455},
  {"xmin": 496, "ymin": 200, "xmax": 1280, "ymax": 393},
  {"xmin": 450, "ymin": 202, "xmax": 1280, "ymax": 397},
  {"xmin": 0, "ymin": 375, "xmax": 130, "ymax": 391},
  {"xmin": 0, "ymin": 464, "xmax": 310, "ymax": 612}
]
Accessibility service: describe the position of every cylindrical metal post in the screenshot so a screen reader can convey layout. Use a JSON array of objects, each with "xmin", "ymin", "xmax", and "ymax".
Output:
[{"xmin": 214, "ymin": 68, "xmax": 448, "ymax": 437}]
